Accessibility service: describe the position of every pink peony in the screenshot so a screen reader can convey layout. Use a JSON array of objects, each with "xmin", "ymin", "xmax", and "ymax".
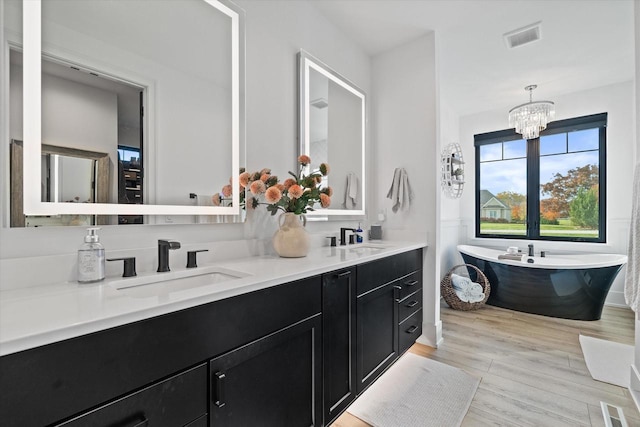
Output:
[
  {"xmin": 320, "ymin": 193, "xmax": 331, "ymax": 208},
  {"xmin": 298, "ymin": 155, "xmax": 311, "ymax": 165},
  {"xmin": 221, "ymin": 184, "xmax": 232, "ymax": 198},
  {"xmin": 250, "ymin": 180, "xmax": 266, "ymax": 195},
  {"xmin": 276, "ymin": 183, "xmax": 285, "ymax": 192},
  {"xmin": 260, "ymin": 173, "xmax": 270, "ymax": 182},
  {"xmin": 323, "ymin": 186, "xmax": 333, "ymax": 197},
  {"xmin": 259, "ymin": 168, "xmax": 271, "ymax": 175},
  {"xmin": 288, "ymin": 184, "xmax": 303, "ymax": 199},
  {"xmin": 265, "ymin": 186, "xmax": 282, "ymax": 204},
  {"xmin": 239, "ymin": 172, "xmax": 250, "ymax": 188}
]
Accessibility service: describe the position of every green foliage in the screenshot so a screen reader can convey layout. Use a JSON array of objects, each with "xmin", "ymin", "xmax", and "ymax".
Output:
[
  {"xmin": 540, "ymin": 217, "xmax": 559, "ymax": 225},
  {"xmin": 569, "ymin": 187, "xmax": 599, "ymax": 228},
  {"xmin": 540, "ymin": 164, "xmax": 599, "ymax": 218}
]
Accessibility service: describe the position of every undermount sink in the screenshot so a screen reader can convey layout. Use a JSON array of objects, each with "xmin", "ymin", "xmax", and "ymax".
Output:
[
  {"xmin": 335, "ymin": 243, "xmax": 392, "ymax": 251},
  {"xmin": 110, "ymin": 266, "xmax": 250, "ymax": 299}
]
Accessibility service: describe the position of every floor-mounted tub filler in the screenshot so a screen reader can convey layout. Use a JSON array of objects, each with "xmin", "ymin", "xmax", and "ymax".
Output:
[{"xmin": 457, "ymin": 245, "xmax": 627, "ymax": 320}]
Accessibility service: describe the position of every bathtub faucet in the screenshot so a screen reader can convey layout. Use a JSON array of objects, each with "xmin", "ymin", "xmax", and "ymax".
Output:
[{"xmin": 528, "ymin": 244, "xmax": 534, "ymax": 257}]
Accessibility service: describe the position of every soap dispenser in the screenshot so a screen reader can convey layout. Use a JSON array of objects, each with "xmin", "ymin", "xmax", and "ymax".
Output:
[
  {"xmin": 356, "ymin": 222, "xmax": 363, "ymax": 243},
  {"xmin": 78, "ymin": 227, "xmax": 105, "ymax": 283}
]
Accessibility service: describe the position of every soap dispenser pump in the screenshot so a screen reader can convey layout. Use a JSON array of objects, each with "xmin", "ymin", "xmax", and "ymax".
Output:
[{"xmin": 78, "ymin": 227, "xmax": 105, "ymax": 283}]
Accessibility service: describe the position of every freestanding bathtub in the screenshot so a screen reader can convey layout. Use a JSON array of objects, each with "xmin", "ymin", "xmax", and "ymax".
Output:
[{"xmin": 457, "ymin": 244, "xmax": 627, "ymax": 320}]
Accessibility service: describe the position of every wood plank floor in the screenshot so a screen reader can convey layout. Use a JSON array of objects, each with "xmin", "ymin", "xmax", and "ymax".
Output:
[{"xmin": 331, "ymin": 302, "xmax": 639, "ymax": 427}]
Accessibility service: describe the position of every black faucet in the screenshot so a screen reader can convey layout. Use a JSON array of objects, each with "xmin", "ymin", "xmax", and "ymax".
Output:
[
  {"xmin": 528, "ymin": 244, "xmax": 534, "ymax": 257},
  {"xmin": 340, "ymin": 228, "xmax": 357, "ymax": 246},
  {"xmin": 157, "ymin": 239, "xmax": 181, "ymax": 272}
]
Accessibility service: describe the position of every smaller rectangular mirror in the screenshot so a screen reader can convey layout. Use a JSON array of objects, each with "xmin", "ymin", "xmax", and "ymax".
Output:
[
  {"xmin": 298, "ymin": 50, "xmax": 366, "ymax": 216},
  {"xmin": 10, "ymin": 140, "xmax": 111, "ymax": 227}
]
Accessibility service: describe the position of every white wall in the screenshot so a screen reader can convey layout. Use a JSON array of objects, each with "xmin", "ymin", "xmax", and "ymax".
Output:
[
  {"xmin": 457, "ymin": 81, "xmax": 635, "ymax": 306},
  {"xmin": 10, "ymin": 64, "xmax": 119, "ymax": 201},
  {"xmin": 631, "ymin": 0, "xmax": 640, "ymax": 413},
  {"xmin": 371, "ymin": 33, "xmax": 439, "ymax": 346},
  {"xmin": 0, "ymin": 1, "xmax": 371, "ymax": 264}
]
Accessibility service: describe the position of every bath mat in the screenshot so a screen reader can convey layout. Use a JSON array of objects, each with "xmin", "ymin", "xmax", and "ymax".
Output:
[
  {"xmin": 579, "ymin": 334, "xmax": 633, "ymax": 388},
  {"xmin": 347, "ymin": 352, "xmax": 479, "ymax": 427}
]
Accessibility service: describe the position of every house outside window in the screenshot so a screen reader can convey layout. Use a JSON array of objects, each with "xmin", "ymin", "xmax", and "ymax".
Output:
[{"xmin": 474, "ymin": 113, "xmax": 606, "ymax": 242}]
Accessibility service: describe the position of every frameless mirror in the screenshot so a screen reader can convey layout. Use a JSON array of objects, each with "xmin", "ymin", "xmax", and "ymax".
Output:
[
  {"xmin": 298, "ymin": 50, "xmax": 366, "ymax": 216},
  {"xmin": 4, "ymin": 0, "xmax": 244, "ymax": 225}
]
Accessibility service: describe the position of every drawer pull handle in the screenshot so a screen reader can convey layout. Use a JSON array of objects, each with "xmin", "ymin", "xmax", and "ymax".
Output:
[
  {"xmin": 131, "ymin": 418, "xmax": 149, "ymax": 427},
  {"xmin": 405, "ymin": 300, "xmax": 419, "ymax": 308},
  {"xmin": 393, "ymin": 285, "xmax": 402, "ymax": 290},
  {"xmin": 214, "ymin": 371, "xmax": 226, "ymax": 408},
  {"xmin": 337, "ymin": 271, "xmax": 352, "ymax": 278},
  {"xmin": 405, "ymin": 280, "xmax": 419, "ymax": 287},
  {"xmin": 406, "ymin": 325, "xmax": 418, "ymax": 334}
]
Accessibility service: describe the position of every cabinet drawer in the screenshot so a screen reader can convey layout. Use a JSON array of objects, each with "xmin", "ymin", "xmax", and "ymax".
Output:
[
  {"xmin": 398, "ymin": 289, "xmax": 422, "ymax": 323},
  {"xmin": 357, "ymin": 249, "xmax": 422, "ymax": 295},
  {"xmin": 396, "ymin": 270, "xmax": 422, "ymax": 301},
  {"xmin": 398, "ymin": 309, "xmax": 422, "ymax": 355},
  {"xmin": 58, "ymin": 364, "xmax": 207, "ymax": 427}
]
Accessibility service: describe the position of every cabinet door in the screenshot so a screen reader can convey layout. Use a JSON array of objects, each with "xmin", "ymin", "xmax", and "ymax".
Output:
[
  {"xmin": 356, "ymin": 283, "xmax": 398, "ymax": 393},
  {"xmin": 209, "ymin": 314, "xmax": 322, "ymax": 427},
  {"xmin": 322, "ymin": 267, "xmax": 357, "ymax": 425}
]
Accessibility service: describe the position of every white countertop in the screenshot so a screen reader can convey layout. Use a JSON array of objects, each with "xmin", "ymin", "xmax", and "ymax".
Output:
[{"xmin": 0, "ymin": 241, "xmax": 426, "ymax": 356}]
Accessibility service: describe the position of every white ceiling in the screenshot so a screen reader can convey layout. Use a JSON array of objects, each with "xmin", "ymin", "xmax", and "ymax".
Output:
[{"xmin": 309, "ymin": 0, "xmax": 635, "ymax": 116}]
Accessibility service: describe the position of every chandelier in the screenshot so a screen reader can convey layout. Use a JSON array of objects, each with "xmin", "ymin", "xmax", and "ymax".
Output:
[{"xmin": 508, "ymin": 85, "xmax": 555, "ymax": 140}]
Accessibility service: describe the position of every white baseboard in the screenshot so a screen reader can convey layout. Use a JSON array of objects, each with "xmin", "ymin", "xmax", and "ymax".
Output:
[
  {"xmin": 418, "ymin": 320, "xmax": 443, "ymax": 348},
  {"xmin": 629, "ymin": 364, "xmax": 640, "ymax": 412},
  {"xmin": 605, "ymin": 290, "xmax": 628, "ymax": 308}
]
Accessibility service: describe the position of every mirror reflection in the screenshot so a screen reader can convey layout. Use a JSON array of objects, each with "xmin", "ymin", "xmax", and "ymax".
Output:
[
  {"xmin": 299, "ymin": 51, "xmax": 366, "ymax": 216},
  {"xmin": 4, "ymin": 0, "xmax": 243, "ymax": 225},
  {"xmin": 10, "ymin": 140, "xmax": 111, "ymax": 227}
]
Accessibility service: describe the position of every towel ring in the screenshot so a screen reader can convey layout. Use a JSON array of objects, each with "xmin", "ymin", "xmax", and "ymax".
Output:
[{"xmin": 441, "ymin": 143, "xmax": 464, "ymax": 199}]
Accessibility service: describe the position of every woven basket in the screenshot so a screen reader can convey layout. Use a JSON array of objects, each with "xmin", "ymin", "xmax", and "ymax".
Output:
[{"xmin": 441, "ymin": 264, "xmax": 490, "ymax": 311}]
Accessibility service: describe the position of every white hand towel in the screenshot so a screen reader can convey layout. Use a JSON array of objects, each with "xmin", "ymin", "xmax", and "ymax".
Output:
[
  {"xmin": 624, "ymin": 163, "xmax": 640, "ymax": 312},
  {"xmin": 344, "ymin": 172, "xmax": 359, "ymax": 209},
  {"xmin": 386, "ymin": 168, "xmax": 414, "ymax": 213}
]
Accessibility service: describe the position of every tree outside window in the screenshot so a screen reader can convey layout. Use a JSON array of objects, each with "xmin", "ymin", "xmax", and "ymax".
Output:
[{"xmin": 474, "ymin": 113, "xmax": 606, "ymax": 242}]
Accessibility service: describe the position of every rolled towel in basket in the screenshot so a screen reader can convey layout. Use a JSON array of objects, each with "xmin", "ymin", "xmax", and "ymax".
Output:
[
  {"xmin": 454, "ymin": 287, "xmax": 485, "ymax": 303},
  {"xmin": 450, "ymin": 273, "xmax": 484, "ymax": 302}
]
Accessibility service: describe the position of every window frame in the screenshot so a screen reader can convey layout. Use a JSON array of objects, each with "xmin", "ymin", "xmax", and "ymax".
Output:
[{"xmin": 474, "ymin": 113, "xmax": 607, "ymax": 243}]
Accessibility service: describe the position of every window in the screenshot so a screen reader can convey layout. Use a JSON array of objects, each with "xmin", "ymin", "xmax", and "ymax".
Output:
[{"xmin": 474, "ymin": 113, "xmax": 606, "ymax": 242}]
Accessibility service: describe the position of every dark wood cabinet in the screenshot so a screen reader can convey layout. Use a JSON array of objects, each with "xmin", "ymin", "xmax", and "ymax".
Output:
[
  {"xmin": 0, "ymin": 276, "xmax": 321, "ymax": 427},
  {"xmin": 356, "ymin": 281, "xmax": 398, "ymax": 393},
  {"xmin": 356, "ymin": 249, "xmax": 423, "ymax": 393},
  {"xmin": 210, "ymin": 315, "xmax": 322, "ymax": 427},
  {"xmin": 0, "ymin": 249, "xmax": 423, "ymax": 427},
  {"xmin": 322, "ymin": 267, "xmax": 357, "ymax": 425}
]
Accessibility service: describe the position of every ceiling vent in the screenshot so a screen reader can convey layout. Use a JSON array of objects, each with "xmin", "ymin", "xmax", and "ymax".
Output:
[{"xmin": 504, "ymin": 21, "xmax": 541, "ymax": 49}]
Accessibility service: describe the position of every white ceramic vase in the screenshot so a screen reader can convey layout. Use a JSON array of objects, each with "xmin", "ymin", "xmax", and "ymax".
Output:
[{"xmin": 272, "ymin": 212, "xmax": 310, "ymax": 258}]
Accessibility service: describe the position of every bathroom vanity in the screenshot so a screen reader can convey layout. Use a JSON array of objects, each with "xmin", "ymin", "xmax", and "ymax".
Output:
[{"xmin": 0, "ymin": 244, "xmax": 424, "ymax": 427}]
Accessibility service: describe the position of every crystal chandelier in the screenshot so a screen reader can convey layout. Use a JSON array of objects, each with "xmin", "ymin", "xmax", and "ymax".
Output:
[{"xmin": 508, "ymin": 85, "xmax": 555, "ymax": 140}]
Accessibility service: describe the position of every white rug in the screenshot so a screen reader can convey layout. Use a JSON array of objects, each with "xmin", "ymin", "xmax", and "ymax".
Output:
[
  {"xmin": 347, "ymin": 352, "xmax": 480, "ymax": 427},
  {"xmin": 579, "ymin": 334, "xmax": 633, "ymax": 388}
]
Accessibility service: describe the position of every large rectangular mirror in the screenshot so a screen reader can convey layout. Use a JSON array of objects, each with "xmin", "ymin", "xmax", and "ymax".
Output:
[
  {"xmin": 298, "ymin": 50, "xmax": 366, "ymax": 216},
  {"xmin": 3, "ymin": 0, "xmax": 244, "ymax": 222}
]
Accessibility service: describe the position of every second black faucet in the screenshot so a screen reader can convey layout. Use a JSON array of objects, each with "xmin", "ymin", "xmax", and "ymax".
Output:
[{"xmin": 157, "ymin": 239, "xmax": 181, "ymax": 272}]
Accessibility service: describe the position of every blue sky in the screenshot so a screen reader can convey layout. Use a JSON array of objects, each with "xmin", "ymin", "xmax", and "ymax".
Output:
[{"xmin": 479, "ymin": 129, "xmax": 599, "ymax": 197}]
